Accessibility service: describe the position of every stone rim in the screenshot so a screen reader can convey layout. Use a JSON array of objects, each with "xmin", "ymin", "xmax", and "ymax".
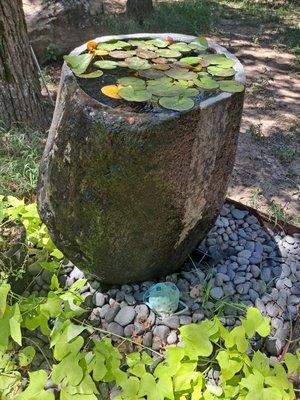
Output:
[{"xmin": 64, "ymin": 33, "xmax": 245, "ymax": 117}]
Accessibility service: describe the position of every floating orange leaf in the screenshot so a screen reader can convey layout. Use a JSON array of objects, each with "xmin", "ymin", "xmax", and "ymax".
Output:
[
  {"xmin": 167, "ymin": 35, "xmax": 174, "ymax": 45},
  {"xmin": 87, "ymin": 40, "xmax": 97, "ymax": 52},
  {"xmin": 101, "ymin": 85, "xmax": 121, "ymax": 99}
]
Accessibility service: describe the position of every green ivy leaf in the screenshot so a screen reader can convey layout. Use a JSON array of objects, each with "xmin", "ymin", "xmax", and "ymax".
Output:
[
  {"xmin": 0, "ymin": 284, "xmax": 10, "ymax": 318},
  {"xmin": 67, "ymin": 323, "xmax": 86, "ymax": 342},
  {"xmin": 179, "ymin": 322, "xmax": 216, "ymax": 359},
  {"xmin": 216, "ymin": 350, "xmax": 244, "ymax": 381},
  {"xmin": 242, "ymin": 307, "xmax": 270, "ymax": 338},
  {"xmin": 16, "ymin": 370, "xmax": 54, "ymax": 400},
  {"xmin": 64, "ymin": 54, "xmax": 93, "ymax": 75},
  {"xmin": 19, "ymin": 346, "xmax": 36, "ymax": 367},
  {"xmin": 224, "ymin": 325, "xmax": 248, "ymax": 353},
  {"xmin": 9, "ymin": 304, "xmax": 22, "ymax": 346},
  {"xmin": 284, "ymin": 352, "xmax": 300, "ymax": 373}
]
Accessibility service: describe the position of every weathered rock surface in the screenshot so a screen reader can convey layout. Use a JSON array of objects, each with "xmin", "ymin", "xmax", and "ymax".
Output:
[
  {"xmin": 38, "ymin": 34, "xmax": 245, "ymax": 284},
  {"xmin": 23, "ymin": 0, "xmax": 117, "ymax": 63}
]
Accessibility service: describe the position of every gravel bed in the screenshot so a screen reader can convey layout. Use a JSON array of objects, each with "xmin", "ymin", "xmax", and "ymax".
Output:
[{"xmin": 26, "ymin": 203, "xmax": 300, "ymax": 364}]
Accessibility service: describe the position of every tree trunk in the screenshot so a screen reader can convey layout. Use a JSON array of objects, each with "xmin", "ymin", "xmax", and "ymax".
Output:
[
  {"xmin": 0, "ymin": 0, "xmax": 45, "ymax": 129},
  {"xmin": 126, "ymin": 0, "xmax": 153, "ymax": 25}
]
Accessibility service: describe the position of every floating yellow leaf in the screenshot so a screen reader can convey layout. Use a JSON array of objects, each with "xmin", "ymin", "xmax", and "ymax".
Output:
[
  {"xmin": 87, "ymin": 40, "xmax": 97, "ymax": 52},
  {"xmin": 193, "ymin": 64, "xmax": 202, "ymax": 72},
  {"xmin": 94, "ymin": 49, "xmax": 109, "ymax": 56},
  {"xmin": 101, "ymin": 85, "xmax": 121, "ymax": 99}
]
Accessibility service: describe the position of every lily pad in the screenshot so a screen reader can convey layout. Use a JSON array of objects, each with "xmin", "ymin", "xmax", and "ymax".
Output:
[
  {"xmin": 118, "ymin": 77, "xmax": 146, "ymax": 90},
  {"xmin": 76, "ymin": 70, "xmax": 103, "ymax": 78},
  {"xmin": 147, "ymin": 77, "xmax": 172, "ymax": 87},
  {"xmin": 136, "ymin": 49, "xmax": 158, "ymax": 59},
  {"xmin": 179, "ymin": 56, "xmax": 201, "ymax": 65},
  {"xmin": 199, "ymin": 59, "xmax": 211, "ymax": 68},
  {"xmin": 147, "ymin": 39, "xmax": 169, "ymax": 48},
  {"xmin": 156, "ymin": 49, "xmax": 182, "ymax": 58},
  {"xmin": 195, "ymin": 36, "xmax": 208, "ymax": 49},
  {"xmin": 207, "ymin": 66, "xmax": 235, "ymax": 77},
  {"xmin": 118, "ymin": 86, "xmax": 151, "ymax": 102},
  {"xmin": 159, "ymin": 96, "xmax": 195, "ymax": 111},
  {"xmin": 97, "ymin": 40, "xmax": 130, "ymax": 51},
  {"xmin": 154, "ymin": 57, "xmax": 169, "ymax": 64},
  {"xmin": 138, "ymin": 69, "xmax": 166, "ymax": 79},
  {"xmin": 181, "ymin": 87, "xmax": 199, "ymax": 97},
  {"xmin": 169, "ymin": 43, "xmax": 191, "ymax": 53},
  {"xmin": 117, "ymin": 61, "xmax": 130, "ymax": 67},
  {"xmin": 193, "ymin": 77, "xmax": 219, "ymax": 90},
  {"xmin": 125, "ymin": 57, "xmax": 152, "ymax": 71},
  {"xmin": 165, "ymin": 68, "xmax": 197, "ymax": 80},
  {"xmin": 128, "ymin": 39, "xmax": 147, "ymax": 47},
  {"xmin": 101, "ymin": 85, "xmax": 121, "ymax": 99},
  {"xmin": 94, "ymin": 49, "xmax": 109, "ymax": 57},
  {"xmin": 148, "ymin": 84, "xmax": 184, "ymax": 97},
  {"xmin": 205, "ymin": 55, "xmax": 235, "ymax": 68},
  {"xmin": 64, "ymin": 53, "xmax": 93, "ymax": 75},
  {"xmin": 109, "ymin": 50, "xmax": 136, "ymax": 59},
  {"xmin": 94, "ymin": 60, "xmax": 118, "ymax": 70},
  {"xmin": 219, "ymin": 80, "xmax": 244, "ymax": 93},
  {"xmin": 153, "ymin": 63, "xmax": 170, "ymax": 71}
]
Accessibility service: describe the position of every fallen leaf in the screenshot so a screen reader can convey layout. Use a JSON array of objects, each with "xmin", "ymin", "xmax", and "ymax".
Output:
[
  {"xmin": 101, "ymin": 85, "xmax": 121, "ymax": 99},
  {"xmin": 87, "ymin": 40, "xmax": 97, "ymax": 52}
]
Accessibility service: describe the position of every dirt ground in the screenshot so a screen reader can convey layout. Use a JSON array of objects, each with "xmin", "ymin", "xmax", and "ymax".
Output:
[{"xmin": 42, "ymin": 4, "xmax": 300, "ymax": 225}]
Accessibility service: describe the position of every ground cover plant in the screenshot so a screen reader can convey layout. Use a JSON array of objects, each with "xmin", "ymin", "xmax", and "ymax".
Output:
[
  {"xmin": 64, "ymin": 36, "xmax": 244, "ymax": 112},
  {"xmin": 1, "ymin": 196, "xmax": 300, "ymax": 399}
]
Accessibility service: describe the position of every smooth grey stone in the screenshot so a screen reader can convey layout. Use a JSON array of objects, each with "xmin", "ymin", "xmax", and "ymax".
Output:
[
  {"xmin": 270, "ymin": 288, "xmax": 279, "ymax": 301},
  {"xmin": 90, "ymin": 280, "xmax": 101, "ymax": 291},
  {"xmin": 237, "ymin": 257, "xmax": 250, "ymax": 266},
  {"xmin": 115, "ymin": 291, "xmax": 125, "ymax": 302},
  {"xmin": 107, "ymin": 288, "xmax": 118, "ymax": 298},
  {"xmin": 93, "ymin": 292, "xmax": 106, "ymax": 307},
  {"xmin": 70, "ymin": 266, "xmax": 84, "ymax": 280},
  {"xmin": 231, "ymin": 209, "xmax": 247, "ymax": 219},
  {"xmin": 153, "ymin": 325, "xmax": 170, "ymax": 342},
  {"xmin": 133, "ymin": 322, "xmax": 145, "ymax": 335},
  {"xmin": 245, "ymin": 241, "xmax": 255, "ymax": 252},
  {"xmin": 234, "ymin": 276, "xmax": 246, "ymax": 285},
  {"xmin": 135, "ymin": 304, "xmax": 149, "ymax": 321},
  {"xmin": 265, "ymin": 303, "xmax": 280, "ymax": 317},
  {"xmin": 89, "ymin": 310, "xmax": 101, "ymax": 326},
  {"xmin": 177, "ymin": 279, "xmax": 190, "ymax": 292},
  {"xmin": 143, "ymin": 332, "xmax": 153, "ymax": 348},
  {"xmin": 114, "ymin": 306, "xmax": 135, "ymax": 326},
  {"xmin": 288, "ymin": 295, "xmax": 300, "ymax": 305},
  {"xmin": 238, "ymin": 250, "xmax": 252, "ymax": 259},
  {"xmin": 79, "ymin": 284, "xmax": 90, "ymax": 294},
  {"xmin": 285, "ymin": 235, "xmax": 295, "ymax": 245},
  {"xmin": 223, "ymin": 282, "xmax": 235, "ymax": 296},
  {"xmin": 236, "ymin": 282, "xmax": 250, "ymax": 295},
  {"xmin": 121, "ymin": 284, "xmax": 133, "ymax": 293},
  {"xmin": 134, "ymin": 291, "xmax": 144, "ymax": 302},
  {"xmin": 162, "ymin": 315, "xmax": 180, "ymax": 330},
  {"xmin": 107, "ymin": 322, "xmax": 124, "ymax": 337},
  {"xmin": 250, "ymin": 265, "xmax": 260, "ymax": 278},
  {"xmin": 105, "ymin": 305, "xmax": 121, "ymax": 323},
  {"xmin": 148, "ymin": 310, "xmax": 156, "ymax": 327},
  {"xmin": 261, "ymin": 268, "xmax": 271, "ymax": 282},
  {"xmin": 192, "ymin": 310, "xmax": 205, "ymax": 323},
  {"xmin": 291, "ymin": 283, "xmax": 300, "ymax": 295},
  {"xmin": 179, "ymin": 315, "xmax": 192, "ymax": 325},
  {"xmin": 249, "ymin": 289, "xmax": 259, "ymax": 302},
  {"xmin": 255, "ymin": 298, "xmax": 266, "ymax": 314},
  {"xmin": 275, "ymin": 327, "xmax": 289, "ymax": 341},
  {"xmin": 124, "ymin": 293, "xmax": 136, "ymax": 306},
  {"xmin": 210, "ymin": 287, "xmax": 224, "ymax": 300},
  {"xmin": 65, "ymin": 276, "xmax": 74, "ymax": 287},
  {"xmin": 167, "ymin": 331, "xmax": 178, "ymax": 345},
  {"xmin": 36, "ymin": 276, "xmax": 44, "ymax": 287},
  {"xmin": 82, "ymin": 293, "xmax": 93, "ymax": 308},
  {"xmin": 271, "ymin": 317, "xmax": 284, "ymax": 330}
]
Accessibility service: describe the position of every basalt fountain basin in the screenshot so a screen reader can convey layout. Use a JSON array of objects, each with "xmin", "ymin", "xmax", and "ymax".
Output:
[{"xmin": 37, "ymin": 33, "xmax": 245, "ymax": 284}]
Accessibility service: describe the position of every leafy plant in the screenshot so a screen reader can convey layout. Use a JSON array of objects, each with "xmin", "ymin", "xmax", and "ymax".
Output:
[{"xmin": 63, "ymin": 35, "xmax": 245, "ymax": 112}]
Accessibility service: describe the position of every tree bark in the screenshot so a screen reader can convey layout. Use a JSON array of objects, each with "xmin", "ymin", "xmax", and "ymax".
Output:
[
  {"xmin": 0, "ymin": 0, "xmax": 45, "ymax": 129},
  {"xmin": 126, "ymin": 0, "xmax": 153, "ymax": 25}
]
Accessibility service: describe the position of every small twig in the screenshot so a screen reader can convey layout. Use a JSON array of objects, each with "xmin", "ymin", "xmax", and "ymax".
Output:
[{"xmin": 30, "ymin": 46, "xmax": 55, "ymax": 107}]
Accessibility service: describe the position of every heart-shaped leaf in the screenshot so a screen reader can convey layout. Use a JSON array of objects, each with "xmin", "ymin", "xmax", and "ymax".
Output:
[
  {"xmin": 118, "ymin": 77, "xmax": 146, "ymax": 90},
  {"xmin": 207, "ymin": 66, "xmax": 235, "ymax": 77},
  {"xmin": 147, "ymin": 39, "xmax": 169, "ymax": 48},
  {"xmin": 156, "ymin": 49, "xmax": 182, "ymax": 58},
  {"xmin": 118, "ymin": 86, "xmax": 152, "ymax": 102},
  {"xmin": 153, "ymin": 63, "xmax": 170, "ymax": 71},
  {"xmin": 94, "ymin": 60, "xmax": 118, "ymax": 70},
  {"xmin": 139, "ymin": 69, "xmax": 166, "ymax": 79},
  {"xmin": 94, "ymin": 49, "xmax": 109, "ymax": 56},
  {"xmin": 169, "ymin": 42, "xmax": 191, "ymax": 53},
  {"xmin": 136, "ymin": 49, "xmax": 158, "ymax": 59},
  {"xmin": 196, "ymin": 36, "xmax": 208, "ymax": 49},
  {"xmin": 193, "ymin": 76, "xmax": 219, "ymax": 89},
  {"xmin": 148, "ymin": 84, "xmax": 184, "ymax": 97},
  {"xmin": 181, "ymin": 87, "xmax": 199, "ymax": 97},
  {"xmin": 64, "ymin": 53, "xmax": 93, "ymax": 75},
  {"xmin": 76, "ymin": 70, "xmax": 103, "ymax": 78},
  {"xmin": 179, "ymin": 56, "xmax": 201, "ymax": 65},
  {"xmin": 159, "ymin": 96, "xmax": 194, "ymax": 111},
  {"xmin": 101, "ymin": 85, "xmax": 121, "ymax": 99},
  {"xmin": 109, "ymin": 50, "xmax": 136, "ymax": 59},
  {"xmin": 165, "ymin": 68, "xmax": 197, "ymax": 80},
  {"xmin": 125, "ymin": 57, "xmax": 151, "ymax": 71},
  {"xmin": 205, "ymin": 54, "xmax": 235, "ymax": 68},
  {"xmin": 219, "ymin": 80, "xmax": 244, "ymax": 93}
]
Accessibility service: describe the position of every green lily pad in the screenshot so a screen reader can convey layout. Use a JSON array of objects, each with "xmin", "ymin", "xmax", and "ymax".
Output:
[
  {"xmin": 117, "ymin": 61, "xmax": 129, "ymax": 67},
  {"xmin": 181, "ymin": 87, "xmax": 199, "ymax": 97},
  {"xmin": 219, "ymin": 80, "xmax": 244, "ymax": 93},
  {"xmin": 169, "ymin": 43, "xmax": 191, "ymax": 53},
  {"xmin": 175, "ymin": 80, "xmax": 193, "ymax": 88},
  {"xmin": 97, "ymin": 40, "xmax": 130, "ymax": 51},
  {"xmin": 64, "ymin": 53, "xmax": 93, "ymax": 75},
  {"xmin": 118, "ymin": 77, "xmax": 146, "ymax": 90},
  {"xmin": 165, "ymin": 68, "xmax": 197, "ymax": 80},
  {"xmin": 128, "ymin": 39, "xmax": 147, "ymax": 47},
  {"xmin": 193, "ymin": 77, "xmax": 219, "ymax": 90},
  {"xmin": 179, "ymin": 56, "xmax": 201, "ymax": 65},
  {"xmin": 156, "ymin": 49, "xmax": 182, "ymax": 58},
  {"xmin": 147, "ymin": 77, "xmax": 172, "ymax": 87},
  {"xmin": 147, "ymin": 39, "xmax": 169, "ymax": 48},
  {"xmin": 76, "ymin": 70, "xmax": 103, "ymax": 78},
  {"xmin": 136, "ymin": 49, "xmax": 158, "ymax": 59},
  {"xmin": 125, "ymin": 57, "xmax": 151, "ymax": 71},
  {"xmin": 118, "ymin": 86, "xmax": 152, "ymax": 102},
  {"xmin": 207, "ymin": 66, "xmax": 235, "ymax": 77},
  {"xmin": 159, "ymin": 96, "xmax": 195, "ymax": 111},
  {"xmin": 94, "ymin": 60, "xmax": 118, "ymax": 70},
  {"xmin": 205, "ymin": 54, "xmax": 235, "ymax": 68},
  {"xmin": 148, "ymin": 84, "xmax": 184, "ymax": 97}
]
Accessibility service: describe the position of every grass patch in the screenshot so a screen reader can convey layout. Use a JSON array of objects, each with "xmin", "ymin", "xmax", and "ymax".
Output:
[
  {"xmin": 0, "ymin": 123, "xmax": 44, "ymax": 200},
  {"xmin": 103, "ymin": 0, "xmax": 216, "ymax": 35}
]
